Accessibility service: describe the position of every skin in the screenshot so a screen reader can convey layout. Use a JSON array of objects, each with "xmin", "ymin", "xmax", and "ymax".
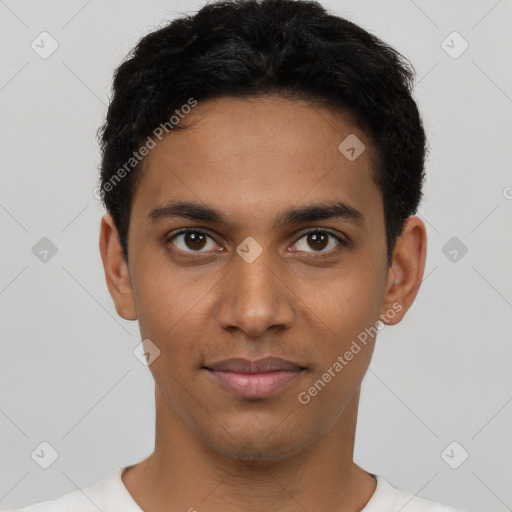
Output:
[{"xmin": 99, "ymin": 95, "xmax": 427, "ymax": 512}]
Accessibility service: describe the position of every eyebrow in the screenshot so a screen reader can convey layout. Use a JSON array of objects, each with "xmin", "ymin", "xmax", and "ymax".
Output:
[{"xmin": 148, "ymin": 200, "xmax": 365, "ymax": 228}]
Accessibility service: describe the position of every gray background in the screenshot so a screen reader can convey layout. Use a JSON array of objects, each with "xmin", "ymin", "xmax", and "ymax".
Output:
[{"xmin": 1, "ymin": 1, "xmax": 511, "ymax": 510}]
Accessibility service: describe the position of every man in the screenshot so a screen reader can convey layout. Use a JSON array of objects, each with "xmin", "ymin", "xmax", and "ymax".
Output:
[{"xmin": 14, "ymin": 0, "xmax": 465, "ymax": 510}]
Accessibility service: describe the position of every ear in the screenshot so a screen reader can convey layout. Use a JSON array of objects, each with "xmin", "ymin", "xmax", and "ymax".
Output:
[
  {"xmin": 99, "ymin": 213, "xmax": 137, "ymax": 321},
  {"xmin": 380, "ymin": 216, "xmax": 427, "ymax": 326}
]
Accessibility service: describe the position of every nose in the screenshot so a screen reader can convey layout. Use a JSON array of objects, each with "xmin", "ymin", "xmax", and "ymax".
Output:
[{"xmin": 215, "ymin": 247, "xmax": 295, "ymax": 338}]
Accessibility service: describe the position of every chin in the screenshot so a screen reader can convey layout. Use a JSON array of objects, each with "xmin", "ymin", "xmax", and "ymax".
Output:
[{"xmin": 200, "ymin": 424, "xmax": 311, "ymax": 463}]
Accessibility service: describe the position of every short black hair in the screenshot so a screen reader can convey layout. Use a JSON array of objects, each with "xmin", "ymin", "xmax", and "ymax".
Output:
[{"xmin": 97, "ymin": 0, "xmax": 427, "ymax": 267}]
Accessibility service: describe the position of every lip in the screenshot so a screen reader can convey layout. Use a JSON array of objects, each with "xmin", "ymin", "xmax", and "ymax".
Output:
[{"xmin": 203, "ymin": 357, "xmax": 306, "ymax": 399}]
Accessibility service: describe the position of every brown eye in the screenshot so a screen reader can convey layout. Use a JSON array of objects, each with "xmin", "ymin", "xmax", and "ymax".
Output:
[
  {"xmin": 306, "ymin": 232, "xmax": 329, "ymax": 251},
  {"xmin": 183, "ymin": 231, "xmax": 207, "ymax": 250},
  {"xmin": 169, "ymin": 230, "xmax": 217, "ymax": 253},
  {"xmin": 293, "ymin": 229, "xmax": 346, "ymax": 255}
]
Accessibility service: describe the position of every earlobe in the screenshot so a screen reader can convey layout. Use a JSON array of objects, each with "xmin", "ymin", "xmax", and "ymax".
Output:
[
  {"xmin": 380, "ymin": 216, "xmax": 427, "ymax": 326},
  {"xmin": 99, "ymin": 213, "xmax": 137, "ymax": 321}
]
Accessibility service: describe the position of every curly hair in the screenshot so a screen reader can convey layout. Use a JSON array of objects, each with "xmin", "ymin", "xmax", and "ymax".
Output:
[{"xmin": 97, "ymin": 0, "xmax": 427, "ymax": 266}]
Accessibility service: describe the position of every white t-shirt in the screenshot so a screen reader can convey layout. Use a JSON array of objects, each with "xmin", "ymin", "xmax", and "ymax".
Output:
[{"xmin": 10, "ymin": 467, "xmax": 465, "ymax": 512}]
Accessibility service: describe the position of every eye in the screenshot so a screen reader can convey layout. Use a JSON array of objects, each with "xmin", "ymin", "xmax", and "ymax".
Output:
[
  {"xmin": 166, "ymin": 227, "xmax": 348, "ymax": 259},
  {"xmin": 291, "ymin": 228, "xmax": 347, "ymax": 256},
  {"xmin": 167, "ymin": 229, "xmax": 220, "ymax": 254}
]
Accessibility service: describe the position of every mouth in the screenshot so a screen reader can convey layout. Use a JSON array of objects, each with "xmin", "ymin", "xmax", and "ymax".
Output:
[{"xmin": 202, "ymin": 357, "xmax": 307, "ymax": 399}]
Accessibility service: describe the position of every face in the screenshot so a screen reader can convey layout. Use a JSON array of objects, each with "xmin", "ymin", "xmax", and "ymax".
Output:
[{"xmin": 100, "ymin": 95, "xmax": 425, "ymax": 462}]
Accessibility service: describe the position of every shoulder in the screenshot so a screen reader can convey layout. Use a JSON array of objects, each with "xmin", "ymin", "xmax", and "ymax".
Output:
[
  {"xmin": 10, "ymin": 467, "xmax": 130, "ymax": 512},
  {"xmin": 364, "ymin": 475, "xmax": 466, "ymax": 512}
]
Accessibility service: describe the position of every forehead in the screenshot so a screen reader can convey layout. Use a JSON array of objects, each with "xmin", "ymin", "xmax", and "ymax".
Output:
[{"xmin": 131, "ymin": 95, "xmax": 383, "ymax": 234}]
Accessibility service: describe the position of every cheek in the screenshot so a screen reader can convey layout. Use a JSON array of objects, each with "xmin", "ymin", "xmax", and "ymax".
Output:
[
  {"xmin": 299, "ymin": 267, "xmax": 383, "ymax": 377},
  {"xmin": 293, "ymin": 302, "xmax": 376, "ymax": 438},
  {"xmin": 131, "ymin": 291, "xmax": 200, "ymax": 389},
  {"xmin": 303, "ymin": 265, "xmax": 382, "ymax": 335},
  {"xmin": 131, "ymin": 249, "xmax": 210, "ymax": 337}
]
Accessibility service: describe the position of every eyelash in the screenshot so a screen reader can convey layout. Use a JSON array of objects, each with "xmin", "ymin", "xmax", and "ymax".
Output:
[{"xmin": 165, "ymin": 227, "xmax": 349, "ymax": 259}]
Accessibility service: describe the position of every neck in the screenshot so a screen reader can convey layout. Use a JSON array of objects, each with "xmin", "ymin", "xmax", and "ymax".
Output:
[{"xmin": 122, "ymin": 385, "xmax": 376, "ymax": 512}]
